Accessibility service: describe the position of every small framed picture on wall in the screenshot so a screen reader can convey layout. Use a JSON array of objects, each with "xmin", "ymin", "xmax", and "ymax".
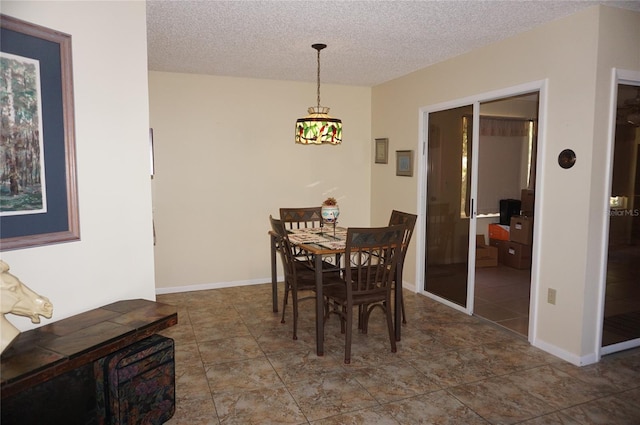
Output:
[
  {"xmin": 374, "ymin": 138, "xmax": 388, "ymax": 164},
  {"xmin": 396, "ymin": 150, "xmax": 414, "ymax": 177}
]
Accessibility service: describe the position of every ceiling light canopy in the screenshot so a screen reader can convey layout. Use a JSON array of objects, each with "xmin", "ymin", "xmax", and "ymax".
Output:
[{"xmin": 295, "ymin": 44, "xmax": 342, "ymax": 145}]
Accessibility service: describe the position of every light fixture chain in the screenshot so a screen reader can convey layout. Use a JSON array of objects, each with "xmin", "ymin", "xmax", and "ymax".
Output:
[{"xmin": 316, "ymin": 47, "xmax": 321, "ymax": 109}]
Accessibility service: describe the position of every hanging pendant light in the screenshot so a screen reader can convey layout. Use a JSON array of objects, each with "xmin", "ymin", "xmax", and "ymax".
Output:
[{"xmin": 295, "ymin": 44, "xmax": 342, "ymax": 145}]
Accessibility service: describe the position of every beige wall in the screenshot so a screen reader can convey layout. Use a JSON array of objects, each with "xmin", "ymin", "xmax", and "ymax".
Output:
[
  {"xmin": 1, "ymin": 2, "xmax": 156, "ymax": 331},
  {"xmin": 371, "ymin": 5, "xmax": 640, "ymax": 364},
  {"xmin": 148, "ymin": 72, "xmax": 372, "ymax": 291}
]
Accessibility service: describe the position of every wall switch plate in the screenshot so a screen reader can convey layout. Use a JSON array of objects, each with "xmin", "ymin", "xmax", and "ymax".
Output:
[{"xmin": 548, "ymin": 288, "xmax": 557, "ymax": 305}]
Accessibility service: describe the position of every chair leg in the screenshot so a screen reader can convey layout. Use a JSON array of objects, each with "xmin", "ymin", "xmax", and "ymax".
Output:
[
  {"xmin": 357, "ymin": 305, "xmax": 365, "ymax": 333},
  {"xmin": 344, "ymin": 303, "xmax": 353, "ymax": 364},
  {"xmin": 362, "ymin": 303, "xmax": 390, "ymax": 334},
  {"xmin": 360, "ymin": 304, "xmax": 369, "ymax": 334},
  {"xmin": 323, "ymin": 297, "xmax": 330, "ymax": 323},
  {"xmin": 281, "ymin": 282, "xmax": 290, "ymax": 324},
  {"xmin": 399, "ymin": 287, "xmax": 407, "ymax": 324},
  {"xmin": 385, "ymin": 297, "xmax": 397, "ymax": 354},
  {"xmin": 292, "ymin": 286, "xmax": 299, "ymax": 340}
]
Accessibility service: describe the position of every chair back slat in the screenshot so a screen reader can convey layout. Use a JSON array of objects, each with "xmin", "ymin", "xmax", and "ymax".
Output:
[{"xmin": 279, "ymin": 207, "xmax": 323, "ymax": 229}]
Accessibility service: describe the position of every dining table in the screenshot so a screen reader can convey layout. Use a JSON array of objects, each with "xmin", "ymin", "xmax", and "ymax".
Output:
[{"xmin": 269, "ymin": 225, "xmax": 404, "ymax": 356}]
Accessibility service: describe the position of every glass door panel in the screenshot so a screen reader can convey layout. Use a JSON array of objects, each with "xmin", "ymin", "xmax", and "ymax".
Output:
[
  {"xmin": 473, "ymin": 93, "xmax": 539, "ymax": 337},
  {"xmin": 602, "ymin": 83, "xmax": 640, "ymax": 350},
  {"xmin": 425, "ymin": 105, "xmax": 473, "ymax": 307}
]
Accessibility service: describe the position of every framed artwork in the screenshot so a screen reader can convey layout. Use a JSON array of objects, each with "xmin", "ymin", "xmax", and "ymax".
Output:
[
  {"xmin": 374, "ymin": 138, "xmax": 388, "ymax": 164},
  {"xmin": 396, "ymin": 150, "xmax": 414, "ymax": 177},
  {"xmin": 1, "ymin": 15, "xmax": 79, "ymax": 251}
]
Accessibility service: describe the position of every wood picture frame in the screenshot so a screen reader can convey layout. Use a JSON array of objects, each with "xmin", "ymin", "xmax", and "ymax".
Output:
[
  {"xmin": 374, "ymin": 138, "xmax": 388, "ymax": 164},
  {"xmin": 396, "ymin": 150, "xmax": 414, "ymax": 177},
  {"xmin": 1, "ymin": 15, "xmax": 79, "ymax": 251}
]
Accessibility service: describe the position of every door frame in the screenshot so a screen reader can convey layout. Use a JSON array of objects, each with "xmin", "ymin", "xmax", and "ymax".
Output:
[
  {"xmin": 597, "ymin": 68, "xmax": 640, "ymax": 358},
  {"xmin": 416, "ymin": 79, "xmax": 548, "ymax": 343}
]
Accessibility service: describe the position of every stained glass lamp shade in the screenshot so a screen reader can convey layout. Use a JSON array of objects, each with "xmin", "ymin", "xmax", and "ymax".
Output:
[{"xmin": 295, "ymin": 44, "xmax": 342, "ymax": 145}]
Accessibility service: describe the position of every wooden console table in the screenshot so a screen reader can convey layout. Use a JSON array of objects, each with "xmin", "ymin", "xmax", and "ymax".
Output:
[{"xmin": 1, "ymin": 299, "xmax": 177, "ymax": 400}]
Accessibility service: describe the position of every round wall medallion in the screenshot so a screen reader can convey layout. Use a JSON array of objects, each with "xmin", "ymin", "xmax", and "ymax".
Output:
[{"xmin": 558, "ymin": 149, "xmax": 576, "ymax": 169}]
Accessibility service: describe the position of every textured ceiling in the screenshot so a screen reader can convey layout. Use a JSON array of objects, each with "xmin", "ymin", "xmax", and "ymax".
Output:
[{"xmin": 147, "ymin": 0, "xmax": 640, "ymax": 87}]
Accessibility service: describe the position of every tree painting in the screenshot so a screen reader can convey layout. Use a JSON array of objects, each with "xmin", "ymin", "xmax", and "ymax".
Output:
[{"xmin": 0, "ymin": 52, "xmax": 47, "ymax": 216}]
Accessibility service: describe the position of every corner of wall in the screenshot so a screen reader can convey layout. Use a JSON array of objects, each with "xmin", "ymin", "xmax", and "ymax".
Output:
[{"xmin": 534, "ymin": 338, "xmax": 598, "ymax": 366}]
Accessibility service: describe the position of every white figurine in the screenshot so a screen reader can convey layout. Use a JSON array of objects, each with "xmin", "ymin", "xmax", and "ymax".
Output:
[{"xmin": 1, "ymin": 260, "xmax": 53, "ymax": 354}]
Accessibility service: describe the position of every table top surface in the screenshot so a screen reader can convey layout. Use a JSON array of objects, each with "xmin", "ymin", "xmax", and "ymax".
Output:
[{"xmin": 272, "ymin": 226, "xmax": 347, "ymax": 254}]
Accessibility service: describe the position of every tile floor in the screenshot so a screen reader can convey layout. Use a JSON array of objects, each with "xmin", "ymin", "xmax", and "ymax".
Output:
[
  {"xmin": 157, "ymin": 283, "xmax": 640, "ymax": 425},
  {"xmin": 473, "ymin": 242, "xmax": 640, "ymax": 346},
  {"xmin": 474, "ymin": 265, "xmax": 531, "ymax": 337}
]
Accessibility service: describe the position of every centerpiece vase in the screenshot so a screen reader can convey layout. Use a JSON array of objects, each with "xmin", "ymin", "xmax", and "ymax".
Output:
[{"xmin": 321, "ymin": 204, "xmax": 340, "ymax": 235}]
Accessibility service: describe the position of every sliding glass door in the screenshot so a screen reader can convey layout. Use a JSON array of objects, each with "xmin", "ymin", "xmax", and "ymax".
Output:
[
  {"xmin": 424, "ymin": 105, "xmax": 474, "ymax": 308},
  {"xmin": 602, "ymin": 82, "xmax": 640, "ymax": 353}
]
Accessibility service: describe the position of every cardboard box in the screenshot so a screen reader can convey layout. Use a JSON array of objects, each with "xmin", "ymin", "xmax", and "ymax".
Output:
[
  {"xmin": 488, "ymin": 223, "xmax": 510, "ymax": 241},
  {"xmin": 502, "ymin": 241, "xmax": 532, "ymax": 269},
  {"xmin": 521, "ymin": 189, "xmax": 535, "ymax": 216},
  {"xmin": 489, "ymin": 238, "xmax": 507, "ymax": 263},
  {"xmin": 475, "ymin": 235, "xmax": 498, "ymax": 267},
  {"xmin": 509, "ymin": 215, "xmax": 533, "ymax": 245}
]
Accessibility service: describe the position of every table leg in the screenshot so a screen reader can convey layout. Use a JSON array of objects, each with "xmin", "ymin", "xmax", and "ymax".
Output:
[
  {"xmin": 395, "ymin": 263, "xmax": 402, "ymax": 341},
  {"xmin": 271, "ymin": 234, "xmax": 278, "ymax": 313},
  {"xmin": 315, "ymin": 253, "xmax": 324, "ymax": 356}
]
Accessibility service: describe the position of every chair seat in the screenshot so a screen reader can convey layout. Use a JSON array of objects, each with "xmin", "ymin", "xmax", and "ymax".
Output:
[
  {"xmin": 293, "ymin": 262, "xmax": 341, "ymax": 291},
  {"xmin": 323, "ymin": 282, "xmax": 386, "ymax": 304},
  {"xmin": 295, "ymin": 257, "xmax": 340, "ymax": 273}
]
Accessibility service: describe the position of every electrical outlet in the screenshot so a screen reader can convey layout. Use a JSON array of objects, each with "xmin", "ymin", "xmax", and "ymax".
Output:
[{"xmin": 547, "ymin": 288, "xmax": 557, "ymax": 305}]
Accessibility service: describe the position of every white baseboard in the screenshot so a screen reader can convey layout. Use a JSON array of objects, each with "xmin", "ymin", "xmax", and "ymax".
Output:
[
  {"xmin": 159, "ymin": 277, "xmax": 411, "ymax": 296},
  {"xmin": 534, "ymin": 338, "xmax": 598, "ymax": 366},
  {"xmin": 155, "ymin": 277, "xmax": 271, "ymax": 295}
]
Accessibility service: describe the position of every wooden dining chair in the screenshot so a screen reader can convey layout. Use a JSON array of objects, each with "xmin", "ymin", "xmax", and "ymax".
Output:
[
  {"xmin": 323, "ymin": 225, "xmax": 405, "ymax": 364},
  {"xmin": 279, "ymin": 207, "xmax": 322, "ymax": 266},
  {"xmin": 388, "ymin": 210, "xmax": 417, "ymax": 324},
  {"xmin": 279, "ymin": 206, "xmax": 341, "ymax": 271},
  {"xmin": 269, "ymin": 215, "xmax": 339, "ymax": 340}
]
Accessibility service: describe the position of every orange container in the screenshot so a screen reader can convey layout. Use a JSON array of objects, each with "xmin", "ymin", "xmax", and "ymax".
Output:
[{"xmin": 488, "ymin": 223, "xmax": 510, "ymax": 241}]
